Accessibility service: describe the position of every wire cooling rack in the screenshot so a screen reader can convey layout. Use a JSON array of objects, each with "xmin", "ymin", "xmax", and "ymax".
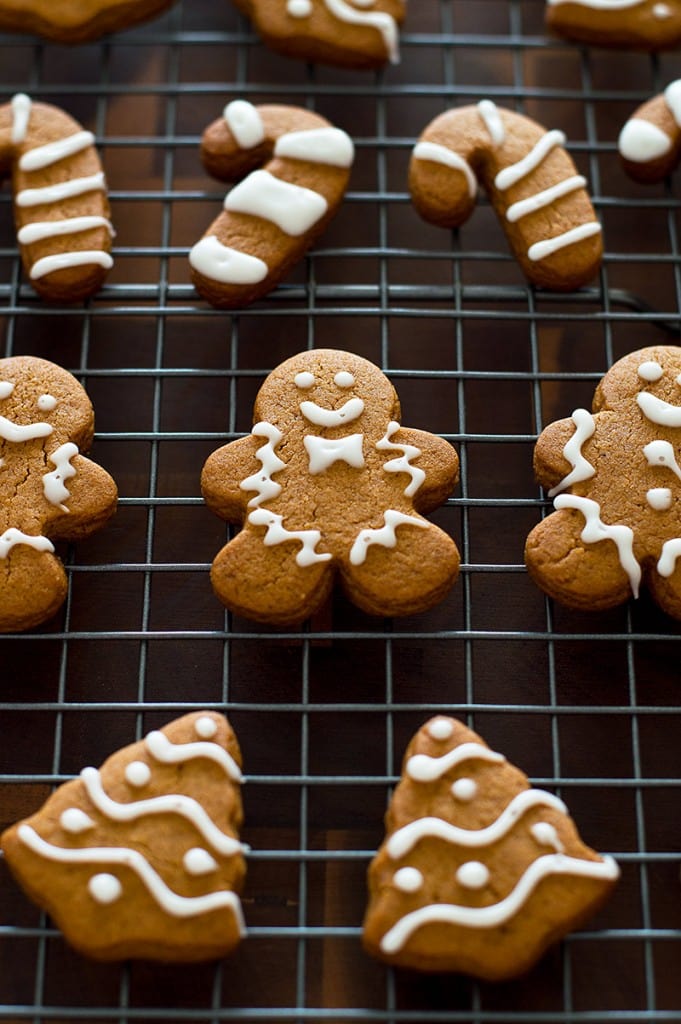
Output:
[{"xmin": 1, "ymin": 0, "xmax": 680, "ymax": 1020}]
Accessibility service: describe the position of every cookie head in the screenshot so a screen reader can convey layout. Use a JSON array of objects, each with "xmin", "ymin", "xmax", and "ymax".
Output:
[{"xmin": 0, "ymin": 357, "xmax": 94, "ymax": 449}]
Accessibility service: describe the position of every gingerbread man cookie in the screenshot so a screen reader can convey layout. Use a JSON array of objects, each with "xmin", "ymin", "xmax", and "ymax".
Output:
[
  {"xmin": 201, "ymin": 349, "xmax": 460, "ymax": 625},
  {"xmin": 363, "ymin": 716, "xmax": 619, "ymax": 980},
  {"xmin": 0, "ymin": 0, "xmax": 176, "ymax": 43},
  {"xmin": 0, "ymin": 355, "xmax": 117, "ymax": 632},
  {"xmin": 409, "ymin": 102, "xmax": 602, "ymax": 291},
  {"xmin": 546, "ymin": 0, "xmax": 681, "ymax": 49},
  {"xmin": 1, "ymin": 712, "xmax": 247, "ymax": 962},
  {"xmin": 190, "ymin": 101, "xmax": 354, "ymax": 309},
  {"xmin": 526, "ymin": 346, "xmax": 681, "ymax": 619},
  {"xmin": 229, "ymin": 0, "xmax": 405, "ymax": 68},
  {"xmin": 0, "ymin": 93, "xmax": 113, "ymax": 302},
  {"xmin": 618, "ymin": 79, "xmax": 681, "ymax": 181}
]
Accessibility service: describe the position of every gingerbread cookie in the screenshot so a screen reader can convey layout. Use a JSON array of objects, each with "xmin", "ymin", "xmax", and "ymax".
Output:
[
  {"xmin": 0, "ymin": 355, "xmax": 117, "ymax": 632},
  {"xmin": 1, "ymin": 712, "xmax": 247, "ymax": 962},
  {"xmin": 546, "ymin": 0, "xmax": 681, "ymax": 50},
  {"xmin": 409, "ymin": 102, "xmax": 603, "ymax": 292},
  {"xmin": 190, "ymin": 101, "xmax": 354, "ymax": 309},
  {"xmin": 526, "ymin": 346, "xmax": 681, "ymax": 619},
  {"xmin": 0, "ymin": 93, "xmax": 113, "ymax": 302},
  {"xmin": 0, "ymin": 0, "xmax": 176, "ymax": 43},
  {"xmin": 229, "ymin": 0, "xmax": 405, "ymax": 68},
  {"xmin": 619, "ymin": 79, "xmax": 681, "ymax": 182},
  {"xmin": 363, "ymin": 716, "xmax": 619, "ymax": 980},
  {"xmin": 201, "ymin": 349, "xmax": 460, "ymax": 625}
]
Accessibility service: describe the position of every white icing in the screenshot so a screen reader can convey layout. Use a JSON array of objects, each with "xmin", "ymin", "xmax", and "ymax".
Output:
[
  {"xmin": 11, "ymin": 93, "xmax": 32, "ymax": 145},
  {"xmin": 527, "ymin": 222, "xmax": 602, "ymax": 262},
  {"xmin": 300, "ymin": 396, "xmax": 364, "ymax": 427},
  {"xmin": 0, "ymin": 381, "xmax": 14, "ymax": 400},
  {"xmin": 427, "ymin": 718, "xmax": 454, "ymax": 741},
  {"xmin": 223, "ymin": 100, "xmax": 265, "ymax": 149},
  {"xmin": 494, "ymin": 130, "xmax": 566, "ymax": 191},
  {"xmin": 647, "ymin": 487, "xmax": 673, "ymax": 510},
  {"xmin": 18, "ymin": 824, "xmax": 246, "ymax": 925},
  {"xmin": 60, "ymin": 808, "xmax": 95, "ymax": 834},
  {"xmin": 18, "ymin": 216, "xmax": 114, "ymax": 246},
  {"xmin": 304, "ymin": 433, "xmax": 365, "ymax": 472},
  {"xmin": 37, "ymin": 394, "xmax": 57, "ymax": 411},
  {"xmin": 320, "ymin": 0, "xmax": 399, "ymax": 63},
  {"xmin": 379, "ymin": 853, "xmax": 620, "ymax": 951},
  {"xmin": 477, "ymin": 100, "xmax": 506, "ymax": 146},
  {"xmin": 665, "ymin": 79, "xmax": 681, "ymax": 127},
  {"xmin": 0, "ymin": 528, "xmax": 54, "ymax": 558},
  {"xmin": 618, "ymin": 118, "xmax": 672, "ymax": 163},
  {"xmin": 224, "ymin": 169, "xmax": 328, "ymax": 237},
  {"xmin": 288, "ymin": 0, "xmax": 313, "ymax": 13},
  {"xmin": 413, "ymin": 141, "xmax": 477, "ymax": 199},
  {"xmin": 124, "ymin": 761, "xmax": 151, "ymax": 787},
  {"xmin": 638, "ymin": 360, "xmax": 665, "ymax": 381},
  {"xmin": 376, "ymin": 421, "xmax": 425, "ymax": 498},
  {"xmin": 553, "ymin": 493, "xmax": 641, "ymax": 598},
  {"xmin": 451, "ymin": 777, "xmax": 477, "ymax": 801},
  {"xmin": 30, "ymin": 250, "xmax": 113, "ymax": 280},
  {"xmin": 456, "ymin": 861, "xmax": 490, "ymax": 890},
  {"xmin": 393, "ymin": 866, "xmax": 424, "ymax": 893},
  {"xmin": 80, "ymin": 766, "xmax": 244, "ymax": 857},
  {"xmin": 145, "ymin": 730, "xmax": 242, "ymax": 781},
  {"xmin": 195, "ymin": 715, "xmax": 218, "ymax": 739},
  {"xmin": 88, "ymin": 872, "xmax": 122, "ymax": 905},
  {"xmin": 334, "ymin": 371, "xmax": 355, "ymax": 388},
  {"xmin": 637, "ymin": 390, "xmax": 681, "ymax": 427},
  {"xmin": 294, "ymin": 371, "xmax": 315, "ymax": 389},
  {"xmin": 643, "ymin": 439, "xmax": 681, "ymax": 480},
  {"xmin": 658, "ymin": 537, "xmax": 681, "ymax": 577},
  {"xmin": 188, "ymin": 235, "xmax": 269, "ymax": 285},
  {"xmin": 548, "ymin": 408, "xmax": 597, "ymax": 497},
  {"xmin": 274, "ymin": 127, "xmax": 354, "ymax": 168},
  {"xmin": 386, "ymin": 791, "xmax": 568, "ymax": 858},
  {"xmin": 349, "ymin": 509, "xmax": 427, "ymax": 566},
  {"xmin": 654, "ymin": 2, "xmax": 672, "ymax": 16},
  {"xmin": 16, "ymin": 172, "xmax": 106, "ymax": 208},
  {"xmin": 406, "ymin": 741, "xmax": 505, "ymax": 783},
  {"xmin": 19, "ymin": 130, "xmax": 94, "ymax": 172},
  {"xmin": 183, "ymin": 847, "xmax": 219, "ymax": 876},
  {"xmin": 506, "ymin": 175, "xmax": 586, "ymax": 223},
  {"xmin": 531, "ymin": 821, "xmax": 565, "ymax": 853},
  {"xmin": 0, "ymin": 414, "xmax": 52, "ymax": 442},
  {"xmin": 247, "ymin": 508, "xmax": 331, "ymax": 567},
  {"xmin": 240, "ymin": 421, "xmax": 286, "ymax": 508},
  {"xmin": 42, "ymin": 442, "xmax": 78, "ymax": 511}
]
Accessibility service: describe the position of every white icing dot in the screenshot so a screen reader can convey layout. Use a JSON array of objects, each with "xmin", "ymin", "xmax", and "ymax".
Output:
[
  {"xmin": 427, "ymin": 718, "xmax": 454, "ymax": 741},
  {"xmin": 125, "ymin": 760, "xmax": 151, "ymax": 787},
  {"xmin": 37, "ymin": 393, "xmax": 57, "ymax": 411},
  {"xmin": 195, "ymin": 715, "xmax": 218, "ymax": 739},
  {"xmin": 393, "ymin": 866, "xmax": 424, "ymax": 892},
  {"xmin": 294, "ymin": 371, "xmax": 315, "ymax": 389},
  {"xmin": 88, "ymin": 872, "xmax": 122, "ymax": 904},
  {"xmin": 647, "ymin": 487, "xmax": 673, "ymax": 511},
  {"xmin": 451, "ymin": 777, "xmax": 477, "ymax": 801},
  {"xmin": 0, "ymin": 381, "xmax": 14, "ymax": 400},
  {"xmin": 653, "ymin": 2, "xmax": 671, "ymax": 16},
  {"xmin": 287, "ymin": 0, "xmax": 313, "ymax": 14},
  {"xmin": 531, "ymin": 821, "xmax": 565, "ymax": 854},
  {"xmin": 334, "ymin": 371, "xmax": 355, "ymax": 388},
  {"xmin": 183, "ymin": 847, "xmax": 219, "ymax": 876},
  {"xmin": 456, "ymin": 860, "xmax": 490, "ymax": 890},
  {"xmin": 60, "ymin": 807, "xmax": 95, "ymax": 834},
  {"xmin": 676, "ymin": 373, "xmax": 681, "ymax": 386},
  {"xmin": 638, "ymin": 360, "xmax": 664, "ymax": 382}
]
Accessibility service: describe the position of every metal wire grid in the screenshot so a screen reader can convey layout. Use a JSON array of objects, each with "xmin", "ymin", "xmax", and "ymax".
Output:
[{"xmin": 0, "ymin": 0, "xmax": 680, "ymax": 1020}]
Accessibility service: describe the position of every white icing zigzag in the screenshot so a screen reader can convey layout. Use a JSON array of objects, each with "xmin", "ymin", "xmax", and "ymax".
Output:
[
  {"xmin": 406, "ymin": 741, "xmax": 506, "ymax": 783},
  {"xmin": 145, "ymin": 730, "xmax": 242, "ymax": 781},
  {"xmin": 377, "ymin": 421, "xmax": 425, "ymax": 497}
]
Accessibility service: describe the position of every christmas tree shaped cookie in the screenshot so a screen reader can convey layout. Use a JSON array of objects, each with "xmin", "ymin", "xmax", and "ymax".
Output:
[
  {"xmin": 363, "ymin": 716, "xmax": 619, "ymax": 980},
  {"xmin": 1, "ymin": 712, "xmax": 247, "ymax": 962}
]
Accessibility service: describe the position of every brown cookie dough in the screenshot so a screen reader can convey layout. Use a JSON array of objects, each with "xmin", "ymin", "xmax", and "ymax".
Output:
[
  {"xmin": 0, "ymin": 93, "xmax": 113, "ymax": 303},
  {"xmin": 618, "ymin": 80, "xmax": 681, "ymax": 182},
  {"xmin": 201, "ymin": 348, "xmax": 460, "ymax": 625},
  {"xmin": 189, "ymin": 101, "xmax": 354, "ymax": 309},
  {"xmin": 545, "ymin": 0, "xmax": 681, "ymax": 50},
  {"xmin": 0, "ymin": 355, "xmax": 117, "ymax": 632},
  {"xmin": 0, "ymin": 0, "xmax": 177, "ymax": 43},
  {"xmin": 526, "ymin": 346, "xmax": 681, "ymax": 619},
  {"xmin": 363, "ymin": 716, "xmax": 619, "ymax": 980},
  {"xmin": 409, "ymin": 101, "xmax": 603, "ymax": 291},
  {"xmin": 1, "ymin": 712, "xmax": 247, "ymax": 962}
]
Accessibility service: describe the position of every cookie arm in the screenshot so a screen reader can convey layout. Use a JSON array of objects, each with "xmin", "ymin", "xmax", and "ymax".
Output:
[
  {"xmin": 532, "ymin": 417, "xmax": 582, "ymax": 493},
  {"xmin": 47, "ymin": 456, "xmax": 117, "ymax": 541},
  {"xmin": 379, "ymin": 426, "xmax": 459, "ymax": 513},
  {"xmin": 201, "ymin": 435, "xmax": 264, "ymax": 523}
]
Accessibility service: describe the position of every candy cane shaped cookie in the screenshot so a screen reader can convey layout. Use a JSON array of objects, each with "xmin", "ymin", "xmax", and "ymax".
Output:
[
  {"xmin": 619, "ymin": 80, "xmax": 681, "ymax": 182},
  {"xmin": 409, "ymin": 103, "xmax": 603, "ymax": 291},
  {"xmin": 0, "ymin": 94, "xmax": 113, "ymax": 302},
  {"xmin": 189, "ymin": 102, "xmax": 354, "ymax": 309},
  {"xmin": 545, "ymin": 0, "xmax": 681, "ymax": 50}
]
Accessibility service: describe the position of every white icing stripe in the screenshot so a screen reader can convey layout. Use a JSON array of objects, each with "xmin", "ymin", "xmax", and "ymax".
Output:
[
  {"xmin": 657, "ymin": 537, "xmax": 681, "ymax": 577},
  {"xmin": 349, "ymin": 509, "xmax": 427, "ymax": 566},
  {"xmin": 247, "ymin": 508, "xmax": 331, "ymax": 567},
  {"xmin": 323, "ymin": 0, "xmax": 399, "ymax": 63},
  {"xmin": 548, "ymin": 408, "xmax": 597, "ymax": 497},
  {"xmin": 304, "ymin": 433, "xmax": 365, "ymax": 473},
  {"xmin": 0, "ymin": 528, "xmax": 54, "ymax": 558},
  {"xmin": 145, "ymin": 730, "xmax": 242, "ymax": 781},
  {"xmin": 29, "ymin": 250, "xmax": 113, "ymax": 281},
  {"xmin": 407, "ymin": 741, "xmax": 505, "ymax": 782},
  {"xmin": 477, "ymin": 100, "xmax": 505, "ymax": 146},
  {"xmin": 553, "ymin": 493, "xmax": 641, "ymax": 598},
  {"xmin": 664, "ymin": 79, "xmax": 681, "ymax": 127},
  {"xmin": 376, "ymin": 421, "xmax": 425, "ymax": 497},
  {"xmin": 240, "ymin": 421, "xmax": 286, "ymax": 508},
  {"xmin": 386, "ymin": 790, "xmax": 568, "ymax": 859},
  {"xmin": 43, "ymin": 442, "xmax": 78, "ymax": 510},
  {"xmin": 17, "ymin": 825, "xmax": 246, "ymax": 927},
  {"xmin": 506, "ymin": 174, "xmax": 587, "ymax": 223},
  {"xmin": 379, "ymin": 853, "xmax": 620, "ymax": 951},
  {"xmin": 495, "ymin": 130, "xmax": 566, "ymax": 191},
  {"xmin": 0, "ymin": 414, "xmax": 52, "ymax": 442},
  {"xmin": 637, "ymin": 390, "xmax": 681, "ymax": 427},
  {"xmin": 18, "ymin": 216, "xmax": 114, "ymax": 245},
  {"xmin": 413, "ymin": 141, "xmax": 477, "ymax": 199},
  {"xmin": 189, "ymin": 235, "xmax": 269, "ymax": 285},
  {"xmin": 274, "ymin": 127, "xmax": 355, "ymax": 168},
  {"xmin": 527, "ymin": 222, "xmax": 602, "ymax": 262},
  {"xmin": 224, "ymin": 169, "xmax": 328, "ymax": 237},
  {"xmin": 16, "ymin": 172, "xmax": 106, "ymax": 208},
  {"xmin": 11, "ymin": 93, "xmax": 32, "ymax": 145},
  {"xmin": 19, "ymin": 130, "xmax": 95, "ymax": 172},
  {"xmin": 223, "ymin": 100, "xmax": 265, "ymax": 149},
  {"xmin": 80, "ymin": 767, "xmax": 245, "ymax": 857},
  {"xmin": 618, "ymin": 118, "xmax": 672, "ymax": 163},
  {"xmin": 300, "ymin": 396, "xmax": 364, "ymax": 427}
]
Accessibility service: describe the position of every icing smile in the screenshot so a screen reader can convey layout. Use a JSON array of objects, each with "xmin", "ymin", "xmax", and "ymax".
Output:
[
  {"xmin": 299, "ymin": 396, "xmax": 365, "ymax": 427},
  {"xmin": 637, "ymin": 390, "xmax": 681, "ymax": 427},
  {"xmin": 0, "ymin": 414, "xmax": 53, "ymax": 442}
]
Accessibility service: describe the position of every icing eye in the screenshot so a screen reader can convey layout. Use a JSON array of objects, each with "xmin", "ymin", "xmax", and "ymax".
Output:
[
  {"xmin": 334, "ymin": 371, "xmax": 355, "ymax": 388},
  {"xmin": 195, "ymin": 715, "xmax": 218, "ymax": 739},
  {"xmin": 393, "ymin": 866, "xmax": 423, "ymax": 893},
  {"xmin": 456, "ymin": 860, "xmax": 490, "ymax": 890},
  {"xmin": 294, "ymin": 371, "xmax": 315, "ymax": 389},
  {"xmin": 37, "ymin": 393, "xmax": 57, "ymax": 411},
  {"xmin": 0, "ymin": 381, "xmax": 14, "ymax": 400},
  {"xmin": 637, "ymin": 361, "xmax": 664, "ymax": 382},
  {"xmin": 125, "ymin": 760, "xmax": 151, "ymax": 787},
  {"xmin": 88, "ymin": 873, "xmax": 123, "ymax": 904}
]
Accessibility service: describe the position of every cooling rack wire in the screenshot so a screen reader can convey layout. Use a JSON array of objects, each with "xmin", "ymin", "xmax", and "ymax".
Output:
[{"xmin": 0, "ymin": 0, "xmax": 680, "ymax": 1020}]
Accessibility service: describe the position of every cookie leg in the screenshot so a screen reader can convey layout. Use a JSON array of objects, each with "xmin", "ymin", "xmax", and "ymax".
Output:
[
  {"xmin": 647, "ymin": 553, "xmax": 681, "ymax": 622},
  {"xmin": 0, "ymin": 546, "xmax": 67, "ymax": 632},
  {"xmin": 210, "ymin": 529, "xmax": 333, "ymax": 627},
  {"xmin": 341, "ymin": 516, "xmax": 460, "ymax": 617}
]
